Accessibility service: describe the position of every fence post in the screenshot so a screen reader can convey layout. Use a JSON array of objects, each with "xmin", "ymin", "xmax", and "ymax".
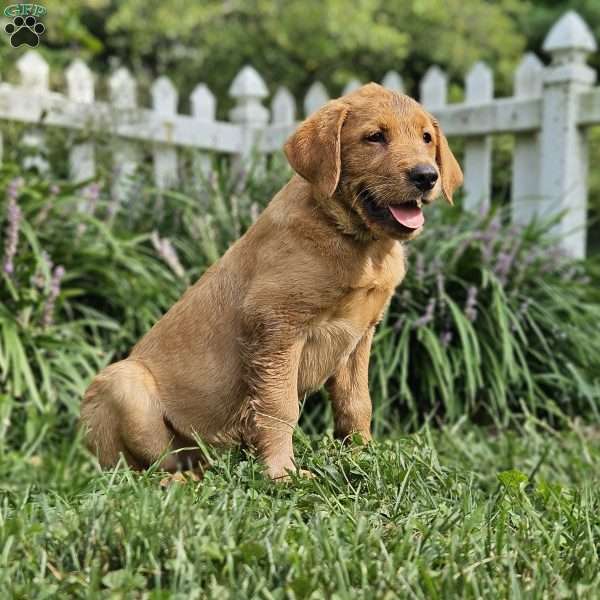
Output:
[
  {"xmin": 16, "ymin": 50, "xmax": 49, "ymax": 173},
  {"xmin": 539, "ymin": 11, "xmax": 596, "ymax": 258},
  {"xmin": 229, "ymin": 65, "xmax": 269, "ymax": 180},
  {"xmin": 151, "ymin": 76, "xmax": 179, "ymax": 189},
  {"xmin": 463, "ymin": 62, "xmax": 494, "ymax": 212},
  {"xmin": 511, "ymin": 53, "xmax": 543, "ymax": 225},
  {"xmin": 66, "ymin": 59, "xmax": 96, "ymax": 185},
  {"xmin": 108, "ymin": 67, "xmax": 140, "ymax": 203}
]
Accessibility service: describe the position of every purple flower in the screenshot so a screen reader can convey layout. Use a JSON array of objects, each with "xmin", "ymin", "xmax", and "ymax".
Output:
[
  {"xmin": 84, "ymin": 182, "xmax": 101, "ymax": 215},
  {"xmin": 393, "ymin": 316, "xmax": 405, "ymax": 332},
  {"xmin": 465, "ymin": 286, "xmax": 478, "ymax": 322},
  {"xmin": 413, "ymin": 298, "xmax": 436, "ymax": 328},
  {"xmin": 31, "ymin": 250, "xmax": 53, "ymax": 289},
  {"xmin": 36, "ymin": 183, "xmax": 60, "ymax": 225},
  {"xmin": 3, "ymin": 178, "xmax": 24, "ymax": 276},
  {"xmin": 151, "ymin": 231, "xmax": 185, "ymax": 278},
  {"xmin": 7, "ymin": 177, "xmax": 24, "ymax": 201},
  {"xmin": 41, "ymin": 265, "xmax": 65, "ymax": 328}
]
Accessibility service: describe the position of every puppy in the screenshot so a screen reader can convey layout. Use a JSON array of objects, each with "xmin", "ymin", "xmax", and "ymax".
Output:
[{"xmin": 80, "ymin": 83, "xmax": 463, "ymax": 479}]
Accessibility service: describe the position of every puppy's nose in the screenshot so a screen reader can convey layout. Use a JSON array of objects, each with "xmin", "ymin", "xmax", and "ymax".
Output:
[{"xmin": 409, "ymin": 164, "xmax": 438, "ymax": 192}]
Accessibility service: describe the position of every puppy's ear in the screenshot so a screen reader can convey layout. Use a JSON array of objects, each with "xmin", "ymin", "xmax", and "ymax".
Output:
[
  {"xmin": 433, "ymin": 119, "xmax": 463, "ymax": 205},
  {"xmin": 284, "ymin": 101, "xmax": 349, "ymax": 198}
]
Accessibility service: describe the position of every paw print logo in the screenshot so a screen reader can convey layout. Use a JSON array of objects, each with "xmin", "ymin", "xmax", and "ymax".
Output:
[{"xmin": 5, "ymin": 15, "xmax": 45, "ymax": 48}]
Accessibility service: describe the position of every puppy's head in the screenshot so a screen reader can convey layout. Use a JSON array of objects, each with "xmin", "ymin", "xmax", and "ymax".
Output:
[{"xmin": 284, "ymin": 83, "xmax": 463, "ymax": 240}]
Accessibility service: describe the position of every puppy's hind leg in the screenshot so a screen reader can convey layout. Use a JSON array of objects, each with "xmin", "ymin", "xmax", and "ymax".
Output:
[{"xmin": 80, "ymin": 359, "xmax": 180, "ymax": 471}]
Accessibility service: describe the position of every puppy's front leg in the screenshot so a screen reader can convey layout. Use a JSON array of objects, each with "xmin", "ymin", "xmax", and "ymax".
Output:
[
  {"xmin": 326, "ymin": 327, "xmax": 374, "ymax": 443},
  {"xmin": 244, "ymin": 324, "xmax": 304, "ymax": 479}
]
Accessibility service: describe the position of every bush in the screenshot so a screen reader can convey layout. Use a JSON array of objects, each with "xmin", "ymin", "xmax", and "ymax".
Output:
[
  {"xmin": 369, "ymin": 208, "xmax": 600, "ymax": 433},
  {"xmin": 1, "ymin": 159, "xmax": 599, "ymax": 454}
]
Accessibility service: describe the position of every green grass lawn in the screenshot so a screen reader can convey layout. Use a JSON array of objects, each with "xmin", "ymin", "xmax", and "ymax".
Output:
[{"xmin": 2, "ymin": 419, "xmax": 599, "ymax": 598}]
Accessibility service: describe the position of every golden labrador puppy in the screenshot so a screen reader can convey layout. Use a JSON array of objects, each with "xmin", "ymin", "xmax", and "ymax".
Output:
[{"xmin": 80, "ymin": 83, "xmax": 462, "ymax": 479}]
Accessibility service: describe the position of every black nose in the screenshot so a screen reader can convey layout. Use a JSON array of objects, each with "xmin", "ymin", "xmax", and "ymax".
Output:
[{"xmin": 409, "ymin": 164, "xmax": 438, "ymax": 191}]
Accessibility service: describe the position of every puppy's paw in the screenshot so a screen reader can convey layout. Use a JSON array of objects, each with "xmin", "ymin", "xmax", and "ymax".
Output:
[
  {"xmin": 159, "ymin": 470, "xmax": 201, "ymax": 487},
  {"xmin": 269, "ymin": 466, "xmax": 315, "ymax": 483}
]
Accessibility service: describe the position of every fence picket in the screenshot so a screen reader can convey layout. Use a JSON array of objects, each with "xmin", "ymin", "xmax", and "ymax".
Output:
[
  {"xmin": 463, "ymin": 61, "xmax": 494, "ymax": 213},
  {"xmin": 511, "ymin": 53, "xmax": 543, "ymax": 226},
  {"xmin": 420, "ymin": 66, "xmax": 447, "ymax": 110},
  {"xmin": 151, "ymin": 76, "xmax": 179, "ymax": 189},
  {"xmin": 381, "ymin": 71, "xmax": 404, "ymax": 93},
  {"xmin": 66, "ymin": 59, "xmax": 96, "ymax": 184},
  {"xmin": 108, "ymin": 66, "xmax": 140, "ymax": 202},
  {"xmin": 17, "ymin": 51, "xmax": 49, "ymax": 173},
  {"xmin": 342, "ymin": 79, "xmax": 361, "ymax": 95},
  {"xmin": 271, "ymin": 87, "xmax": 296, "ymax": 124},
  {"xmin": 190, "ymin": 83, "xmax": 216, "ymax": 186},
  {"xmin": 304, "ymin": 82, "xmax": 329, "ymax": 116}
]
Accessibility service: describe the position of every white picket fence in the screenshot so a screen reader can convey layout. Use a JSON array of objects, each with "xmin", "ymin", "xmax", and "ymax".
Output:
[{"xmin": 0, "ymin": 10, "xmax": 599, "ymax": 256}]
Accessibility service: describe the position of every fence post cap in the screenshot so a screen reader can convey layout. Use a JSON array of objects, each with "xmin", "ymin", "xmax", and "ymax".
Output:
[
  {"xmin": 543, "ymin": 10, "xmax": 596, "ymax": 54},
  {"xmin": 229, "ymin": 65, "xmax": 268, "ymax": 99}
]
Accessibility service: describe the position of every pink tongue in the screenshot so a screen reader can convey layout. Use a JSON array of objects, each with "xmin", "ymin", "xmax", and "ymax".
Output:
[{"xmin": 389, "ymin": 205, "xmax": 425, "ymax": 229}]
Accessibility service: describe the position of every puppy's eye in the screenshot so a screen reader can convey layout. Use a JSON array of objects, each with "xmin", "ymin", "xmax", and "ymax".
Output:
[
  {"xmin": 423, "ymin": 132, "xmax": 432, "ymax": 144},
  {"xmin": 365, "ymin": 131, "xmax": 386, "ymax": 144}
]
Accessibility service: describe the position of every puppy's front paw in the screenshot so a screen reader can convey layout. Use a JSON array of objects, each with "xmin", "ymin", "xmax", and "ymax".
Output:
[{"xmin": 268, "ymin": 465, "xmax": 314, "ymax": 482}]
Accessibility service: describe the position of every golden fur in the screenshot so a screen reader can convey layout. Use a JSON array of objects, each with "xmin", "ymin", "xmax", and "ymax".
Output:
[{"xmin": 80, "ymin": 83, "xmax": 463, "ymax": 479}]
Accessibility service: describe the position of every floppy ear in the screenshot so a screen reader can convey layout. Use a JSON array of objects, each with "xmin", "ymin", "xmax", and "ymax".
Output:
[
  {"xmin": 433, "ymin": 119, "xmax": 463, "ymax": 205},
  {"xmin": 284, "ymin": 101, "xmax": 349, "ymax": 198}
]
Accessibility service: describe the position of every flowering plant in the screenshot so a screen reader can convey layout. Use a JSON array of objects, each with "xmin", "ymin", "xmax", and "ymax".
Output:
[{"xmin": 368, "ymin": 208, "xmax": 600, "ymax": 431}]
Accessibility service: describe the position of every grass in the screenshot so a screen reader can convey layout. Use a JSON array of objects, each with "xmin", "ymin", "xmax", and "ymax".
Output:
[
  {"xmin": 2, "ymin": 418, "xmax": 599, "ymax": 598},
  {"xmin": 2, "ymin": 155, "xmax": 600, "ymax": 598}
]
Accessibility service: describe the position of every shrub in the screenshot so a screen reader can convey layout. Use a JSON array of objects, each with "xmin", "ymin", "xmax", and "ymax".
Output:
[
  {"xmin": 1, "ymin": 158, "xmax": 598, "ymax": 454},
  {"xmin": 369, "ymin": 208, "xmax": 600, "ymax": 432}
]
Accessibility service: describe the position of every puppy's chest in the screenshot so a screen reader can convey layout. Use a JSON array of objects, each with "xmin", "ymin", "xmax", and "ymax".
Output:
[{"xmin": 298, "ymin": 249, "xmax": 405, "ymax": 393}]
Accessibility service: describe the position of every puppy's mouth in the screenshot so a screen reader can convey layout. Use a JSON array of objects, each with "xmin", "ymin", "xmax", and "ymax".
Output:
[{"xmin": 359, "ymin": 188, "xmax": 425, "ymax": 233}]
